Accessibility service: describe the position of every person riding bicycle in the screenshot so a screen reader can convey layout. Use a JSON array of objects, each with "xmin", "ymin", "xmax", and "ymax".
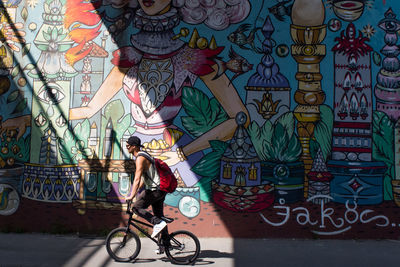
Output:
[{"xmin": 125, "ymin": 136, "xmax": 168, "ymax": 241}]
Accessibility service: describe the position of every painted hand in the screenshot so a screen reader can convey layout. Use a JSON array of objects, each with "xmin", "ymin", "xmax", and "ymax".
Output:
[
  {"xmin": 159, "ymin": 150, "xmax": 181, "ymax": 166},
  {"xmin": 0, "ymin": 115, "xmax": 30, "ymax": 140},
  {"xmin": 0, "ymin": 22, "xmax": 26, "ymax": 52}
]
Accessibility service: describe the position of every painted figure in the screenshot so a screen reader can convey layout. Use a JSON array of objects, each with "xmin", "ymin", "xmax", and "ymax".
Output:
[{"xmin": 66, "ymin": 0, "xmax": 250, "ymax": 186}]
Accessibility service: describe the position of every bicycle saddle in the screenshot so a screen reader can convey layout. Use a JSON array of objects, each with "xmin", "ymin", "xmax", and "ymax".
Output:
[{"xmin": 161, "ymin": 216, "xmax": 174, "ymax": 223}]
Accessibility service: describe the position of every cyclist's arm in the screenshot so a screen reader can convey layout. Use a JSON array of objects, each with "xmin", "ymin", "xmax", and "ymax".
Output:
[{"xmin": 126, "ymin": 156, "xmax": 147, "ymax": 201}]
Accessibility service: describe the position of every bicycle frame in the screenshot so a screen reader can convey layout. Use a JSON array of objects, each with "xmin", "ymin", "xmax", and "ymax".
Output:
[{"xmin": 126, "ymin": 211, "xmax": 160, "ymax": 244}]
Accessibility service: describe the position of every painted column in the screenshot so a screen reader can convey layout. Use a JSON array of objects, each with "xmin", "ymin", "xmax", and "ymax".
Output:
[
  {"xmin": 328, "ymin": 23, "xmax": 386, "ymax": 205},
  {"xmin": 290, "ymin": 0, "xmax": 326, "ymax": 197},
  {"xmin": 246, "ymin": 16, "xmax": 290, "ymax": 124},
  {"xmin": 28, "ymin": 0, "xmax": 77, "ymax": 164},
  {"xmin": 375, "ymin": 8, "xmax": 400, "ymax": 122}
]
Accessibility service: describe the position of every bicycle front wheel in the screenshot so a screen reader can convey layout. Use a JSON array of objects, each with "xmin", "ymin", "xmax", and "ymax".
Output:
[
  {"xmin": 165, "ymin": 230, "xmax": 200, "ymax": 265},
  {"xmin": 106, "ymin": 227, "xmax": 141, "ymax": 262}
]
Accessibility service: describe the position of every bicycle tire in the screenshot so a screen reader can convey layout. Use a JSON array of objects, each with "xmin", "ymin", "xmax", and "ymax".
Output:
[
  {"xmin": 105, "ymin": 227, "xmax": 141, "ymax": 262},
  {"xmin": 165, "ymin": 230, "xmax": 200, "ymax": 265}
]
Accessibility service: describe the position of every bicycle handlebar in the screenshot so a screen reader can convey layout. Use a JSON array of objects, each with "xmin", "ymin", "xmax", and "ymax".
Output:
[{"xmin": 126, "ymin": 199, "xmax": 132, "ymax": 213}]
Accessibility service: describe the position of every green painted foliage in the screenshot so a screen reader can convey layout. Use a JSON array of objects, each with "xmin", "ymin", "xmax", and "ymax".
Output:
[
  {"xmin": 310, "ymin": 105, "xmax": 334, "ymax": 160},
  {"xmin": 192, "ymin": 140, "xmax": 228, "ymax": 202},
  {"xmin": 248, "ymin": 112, "xmax": 301, "ymax": 162},
  {"xmin": 372, "ymin": 111, "xmax": 395, "ymax": 200},
  {"xmin": 181, "ymin": 87, "xmax": 228, "ymax": 137},
  {"xmin": 59, "ymin": 119, "xmax": 91, "ymax": 164}
]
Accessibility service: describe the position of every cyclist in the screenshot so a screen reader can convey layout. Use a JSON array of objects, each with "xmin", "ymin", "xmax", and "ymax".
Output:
[{"xmin": 125, "ymin": 136, "xmax": 168, "ymax": 241}]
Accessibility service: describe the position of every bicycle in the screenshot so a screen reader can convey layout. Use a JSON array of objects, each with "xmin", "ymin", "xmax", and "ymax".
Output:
[{"xmin": 106, "ymin": 200, "xmax": 201, "ymax": 265}]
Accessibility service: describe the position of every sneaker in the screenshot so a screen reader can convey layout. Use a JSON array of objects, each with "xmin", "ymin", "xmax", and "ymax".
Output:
[
  {"xmin": 154, "ymin": 246, "xmax": 165, "ymax": 255},
  {"xmin": 151, "ymin": 220, "xmax": 167, "ymax": 238}
]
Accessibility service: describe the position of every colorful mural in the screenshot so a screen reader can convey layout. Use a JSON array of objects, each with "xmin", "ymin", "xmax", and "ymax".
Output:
[{"xmin": 0, "ymin": 0, "xmax": 400, "ymax": 238}]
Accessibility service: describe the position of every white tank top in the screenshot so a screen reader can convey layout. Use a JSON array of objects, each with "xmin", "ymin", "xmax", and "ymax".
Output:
[{"xmin": 138, "ymin": 151, "xmax": 160, "ymax": 190}]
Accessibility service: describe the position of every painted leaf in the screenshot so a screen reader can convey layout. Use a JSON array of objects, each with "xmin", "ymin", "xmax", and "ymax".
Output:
[
  {"xmin": 372, "ymin": 111, "xmax": 394, "ymax": 163},
  {"xmin": 22, "ymin": 44, "xmax": 31, "ymax": 58},
  {"xmin": 7, "ymin": 90, "xmax": 20, "ymax": 103},
  {"xmin": 104, "ymin": 99, "xmax": 124, "ymax": 125},
  {"xmin": 248, "ymin": 121, "xmax": 263, "ymax": 158},
  {"xmin": 59, "ymin": 130, "xmax": 75, "ymax": 164},
  {"xmin": 272, "ymin": 123, "xmax": 288, "ymax": 161},
  {"xmin": 276, "ymin": 112, "xmax": 294, "ymax": 139},
  {"xmin": 193, "ymin": 176, "xmax": 214, "ymax": 202},
  {"xmin": 373, "ymin": 111, "xmax": 385, "ymax": 134},
  {"xmin": 115, "ymin": 114, "xmax": 131, "ymax": 135},
  {"xmin": 127, "ymin": 126, "xmax": 136, "ymax": 135},
  {"xmin": 192, "ymin": 140, "xmax": 227, "ymax": 177},
  {"xmin": 21, "ymin": 7, "xmax": 28, "ymax": 21},
  {"xmin": 260, "ymin": 120, "xmax": 273, "ymax": 144},
  {"xmin": 379, "ymin": 115, "xmax": 394, "ymax": 141},
  {"xmin": 373, "ymin": 134, "xmax": 393, "ymax": 164},
  {"xmin": 285, "ymin": 134, "xmax": 302, "ymax": 162},
  {"xmin": 51, "ymin": 27, "xmax": 58, "ymax": 41},
  {"xmin": 11, "ymin": 66, "xmax": 20, "ymax": 78},
  {"xmin": 209, "ymin": 140, "xmax": 229, "ymax": 154},
  {"xmin": 314, "ymin": 120, "xmax": 332, "ymax": 161},
  {"xmin": 78, "ymin": 119, "xmax": 91, "ymax": 143},
  {"xmin": 44, "ymin": 3, "xmax": 50, "ymax": 14},
  {"xmin": 43, "ymin": 31, "xmax": 51, "ymax": 42},
  {"xmin": 309, "ymin": 139, "xmax": 320, "ymax": 159},
  {"xmin": 58, "ymin": 44, "xmax": 72, "ymax": 52},
  {"xmin": 248, "ymin": 120, "xmax": 273, "ymax": 160},
  {"xmin": 262, "ymin": 140, "xmax": 274, "ymax": 161},
  {"xmin": 57, "ymin": 34, "xmax": 67, "ymax": 42},
  {"xmin": 383, "ymin": 174, "xmax": 393, "ymax": 201},
  {"xmin": 11, "ymin": 98, "xmax": 27, "ymax": 114},
  {"xmin": 23, "ymin": 64, "xmax": 34, "ymax": 71},
  {"xmin": 314, "ymin": 105, "xmax": 333, "ymax": 160},
  {"xmin": 181, "ymin": 87, "xmax": 228, "ymax": 137}
]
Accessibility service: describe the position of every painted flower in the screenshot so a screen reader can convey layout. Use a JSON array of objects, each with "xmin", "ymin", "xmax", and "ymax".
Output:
[
  {"xmin": 27, "ymin": 0, "xmax": 39, "ymax": 8},
  {"xmin": 362, "ymin": 24, "xmax": 376, "ymax": 38},
  {"xmin": 71, "ymin": 140, "xmax": 92, "ymax": 161}
]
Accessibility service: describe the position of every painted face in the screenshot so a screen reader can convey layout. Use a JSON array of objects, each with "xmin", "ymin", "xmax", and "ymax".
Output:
[{"xmin": 138, "ymin": 0, "xmax": 171, "ymax": 16}]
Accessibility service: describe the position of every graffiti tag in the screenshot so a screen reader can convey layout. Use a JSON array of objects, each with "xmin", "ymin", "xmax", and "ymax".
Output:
[{"xmin": 259, "ymin": 195, "xmax": 390, "ymax": 235}]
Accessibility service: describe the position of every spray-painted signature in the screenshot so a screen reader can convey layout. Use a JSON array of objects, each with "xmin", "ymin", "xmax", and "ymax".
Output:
[{"xmin": 259, "ymin": 195, "xmax": 390, "ymax": 235}]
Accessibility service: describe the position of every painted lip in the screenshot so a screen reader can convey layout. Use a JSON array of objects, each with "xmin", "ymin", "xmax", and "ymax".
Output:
[{"xmin": 142, "ymin": 0, "xmax": 154, "ymax": 7}]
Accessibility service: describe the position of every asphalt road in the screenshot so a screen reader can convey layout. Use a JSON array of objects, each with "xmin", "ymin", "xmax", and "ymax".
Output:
[{"xmin": 0, "ymin": 233, "xmax": 399, "ymax": 267}]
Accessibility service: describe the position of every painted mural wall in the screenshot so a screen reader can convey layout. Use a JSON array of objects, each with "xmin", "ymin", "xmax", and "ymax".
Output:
[{"xmin": 0, "ymin": 0, "xmax": 399, "ymax": 238}]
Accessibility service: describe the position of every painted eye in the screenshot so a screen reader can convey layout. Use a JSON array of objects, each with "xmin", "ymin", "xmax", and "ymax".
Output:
[{"xmin": 37, "ymin": 85, "xmax": 65, "ymax": 104}]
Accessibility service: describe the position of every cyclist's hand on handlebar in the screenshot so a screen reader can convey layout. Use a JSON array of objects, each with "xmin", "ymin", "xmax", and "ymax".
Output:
[
  {"xmin": 125, "ymin": 198, "xmax": 133, "ymax": 212},
  {"xmin": 125, "ymin": 195, "xmax": 134, "ymax": 202}
]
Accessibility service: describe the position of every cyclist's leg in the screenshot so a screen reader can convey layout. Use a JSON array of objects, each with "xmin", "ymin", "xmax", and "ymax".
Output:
[
  {"xmin": 151, "ymin": 191, "xmax": 169, "ymax": 244},
  {"xmin": 131, "ymin": 190, "xmax": 155, "ymax": 223},
  {"xmin": 132, "ymin": 189, "xmax": 166, "ymax": 225}
]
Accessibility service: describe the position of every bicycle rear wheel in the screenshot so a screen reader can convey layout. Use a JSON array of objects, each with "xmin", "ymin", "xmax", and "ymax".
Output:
[
  {"xmin": 106, "ymin": 227, "xmax": 141, "ymax": 262},
  {"xmin": 165, "ymin": 230, "xmax": 200, "ymax": 264}
]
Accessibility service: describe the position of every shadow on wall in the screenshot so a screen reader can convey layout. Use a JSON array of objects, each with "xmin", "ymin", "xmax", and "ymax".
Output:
[{"xmin": 60, "ymin": 0, "xmax": 261, "ymax": 239}]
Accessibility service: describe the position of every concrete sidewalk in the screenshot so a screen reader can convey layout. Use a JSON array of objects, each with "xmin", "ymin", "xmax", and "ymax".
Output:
[{"xmin": 0, "ymin": 233, "xmax": 399, "ymax": 267}]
